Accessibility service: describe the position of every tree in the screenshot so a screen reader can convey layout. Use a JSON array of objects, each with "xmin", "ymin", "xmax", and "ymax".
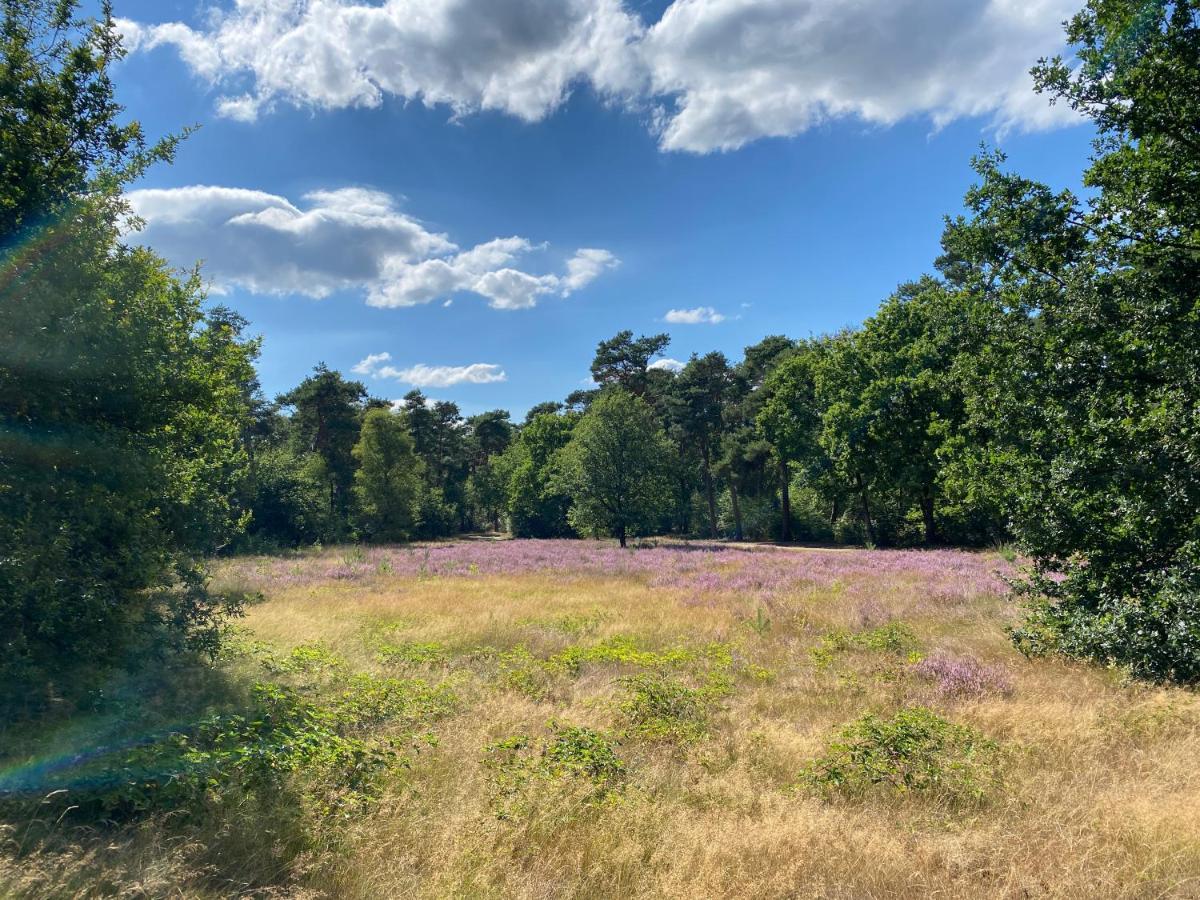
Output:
[
  {"xmin": 0, "ymin": 0, "xmax": 255, "ymax": 701},
  {"xmin": 939, "ymin": 0, "xmax": 1200, "ymax": 681},
  {"xmin": 672, "ymin": 352, "xmax": 736, "ymax": 538},
  {"xmin": 731, "ymin": 336, "xmax": 796, "ymax": 540},
  {"xmin": 759, "ymin": 342, "xmax": 826, "ymax": 541},
  {"xmin": 503, "ymin": 411, "xmax": 577, "ymax": 537},
  {"xmin": 551, "ymin": 388, "xmax": 672, "ymax": 547},
  {"xmin": 0, "ymin": 0, "xmax": 176, "ymax": 249},
  {"xmin": 845, "ymin": 278, "xmax": 975, "ymax": 545},
  {"xmin": 590, "ymin": 330, "xmax": 671, "ymax": 397},
  {"xmin": 276, "ymin": 365, "xmax": 367, "ymax": 536},
  {"xmin": 353, "ymin": 409, "xmax": 421, "ymax": 541}
]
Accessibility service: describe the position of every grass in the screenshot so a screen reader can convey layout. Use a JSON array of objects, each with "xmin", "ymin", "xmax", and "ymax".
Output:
[{"xmin": 2, "ymin": 539, "xmax": 1199, "ymax": 898}]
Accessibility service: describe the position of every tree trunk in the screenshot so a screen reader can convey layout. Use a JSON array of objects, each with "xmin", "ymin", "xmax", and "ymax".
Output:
[
  {"xmin": 701, "ymin": 444, "xmax": 718, "ymax": 538},
  {"xmin": 829, "ymin": 495, "xmax": 840, "ymax": 529},
  {"xmin": 855, "ymin": 472, "xmax": 877, "ymax": 546},
  {"xmin": 779, "ymin": 457, "xmax": 791, "ymax": 542},
  {"xmin": 920, "ymin": 488, "xmax": 939, "ymax": 545},
  {"xmin": 730, "ymin": 482, "xmax": 744, "ymax": 541}
]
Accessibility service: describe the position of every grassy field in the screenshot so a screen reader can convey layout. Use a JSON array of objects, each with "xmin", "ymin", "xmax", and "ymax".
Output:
[{"xmin": 3, "ymin": 539, "xmax": 1199, "ymax": 898}]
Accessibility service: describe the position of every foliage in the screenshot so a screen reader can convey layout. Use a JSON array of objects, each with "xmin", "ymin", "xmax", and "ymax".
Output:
[
  {"xmin": 484, "ymin": 723, "xmax": 625, "ymax": 819},
  {"xmin": 551, "ymin": 388, "xmax": 673, "ymax": 546},
  {"xmin": 800, "ymin": 707, "xmax": 1005, "ymax": 804},
  {"xmin": 939, "ymin": 0, "xmax": 1200, "ymax": 682},
  {"xmin": 0, "ymin": 1, "xmax": 256, "ymax": 704},
  {"xmin": 617, "ymin": 671, "xmax": 729, "ymax": 743},
  {"xmin": 353, "ymin": 408, "xmax": 422, "ymax": 541}
]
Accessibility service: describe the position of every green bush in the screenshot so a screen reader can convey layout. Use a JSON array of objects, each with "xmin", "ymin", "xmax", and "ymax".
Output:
[
  {"xmin": 1013, "ymin": 567, "xmax": 1200, "ymax": 685},
  {"xmin": 617, "ymin": 672, "xmax": 728, "ymax": 743},
  {"xmin": 484, "ymin": 723, "xmax": 625, "ymax": 819},
  {"xmin": 810, "ymin": 623, "xmax": 920, "ymax": 668},
  {"xmin": 801, "ymin": 707, "xmax": 1004, "ymax": 804}
]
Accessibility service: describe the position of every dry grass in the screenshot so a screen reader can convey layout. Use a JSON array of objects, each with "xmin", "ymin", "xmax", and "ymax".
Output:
[{"xmin": 3, "ymin": 540, "xmax": 1199, "ymax": 899}]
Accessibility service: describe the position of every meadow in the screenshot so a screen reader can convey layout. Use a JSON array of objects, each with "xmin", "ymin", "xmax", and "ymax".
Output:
[{"xmin": 3, "ymin": 539, "xmax": 1199, "ymax": 898}]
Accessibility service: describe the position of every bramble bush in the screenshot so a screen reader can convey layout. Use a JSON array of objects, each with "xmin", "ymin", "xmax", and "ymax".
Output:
[
  {"xmin": 484, "ymin": 723, "xmax": 625, "ymax": 820},
  {"xmin": 801, "ymin": 707, "xmax": 1005, "ymax": 805}
]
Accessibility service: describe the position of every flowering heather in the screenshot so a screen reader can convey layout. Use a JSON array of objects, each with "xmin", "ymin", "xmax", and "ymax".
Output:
[
  {"xmin": 218, "ymin": 539, "xmax": 1011, "ymax": 608},
  {"xmin": 913, "ymin": 652, "xmax": 1016, "ymax": 700}
]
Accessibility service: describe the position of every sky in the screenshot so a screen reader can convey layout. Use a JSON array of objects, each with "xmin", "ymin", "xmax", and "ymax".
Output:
[{"xmin": 108, "ymin": 0, "xmax": 1097, "ymax": 417}]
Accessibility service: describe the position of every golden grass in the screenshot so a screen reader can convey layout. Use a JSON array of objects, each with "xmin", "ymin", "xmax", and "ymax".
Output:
[{"xmin": 4, "ymin": 542, "xmax": 1199, "ymax": 899}]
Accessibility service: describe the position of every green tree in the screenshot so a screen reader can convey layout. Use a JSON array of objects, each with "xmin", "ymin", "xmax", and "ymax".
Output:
[
  {"xmin": 276, "ymin": 365, "xmax": 367, "ymax": 536},
  {"xmin": 551, "ymin": 388, "xmax": 672, "ymax": 547},
  {"xmin": 590, "ymin": 330, "xmax": 671, "ymax": 397},
  {"xmin": 759, "ymin": 341, "xmax": 828, "ymax": 540},
  {"xmin": 353, "ymin": 408, "xmax": 421, "ymax": 541},
  {"xmin": 503, "ymin": 411, "xmax": 577, "ymax": 538},
  {"xmin": 940, "ymin": 0, "xmax": 1200, "ymax": 681},
  {"xmin": 672, "ymin": 352, "xmax": 736, "ymax": 538},
  {"xmin": 0, "ymin": 0, "xmax": 255, "ymax": 701}
]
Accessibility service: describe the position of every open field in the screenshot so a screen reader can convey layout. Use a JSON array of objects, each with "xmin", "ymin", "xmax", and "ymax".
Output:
[{"xmin": 4, "ymin": 539, "xmax": 1200, "ymax": 898}]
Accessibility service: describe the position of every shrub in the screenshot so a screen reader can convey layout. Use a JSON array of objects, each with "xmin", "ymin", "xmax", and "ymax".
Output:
[
  {"xmin": 811, "ymin": 623, "xmax": 920, "ymax": 668},
  {"xmin": 71, "ymin": 683, "xmax": 396, "ymax": 821},
  {"xmin": 1013, "ymin": 568, "xmax": 1200, "ymax": 685},
  {"xmin": 801, "ymin": 707, "xmax": 1004, "ymax": 804},
  {"xmin": 617, "ymin": 672, "xmax": 729, "ymax": 743},
  {"xmin": 484, "ymin": 723, "xmax": 625, "ymax": 819},
  {"xmin": 376, "ymin": 641, "xmax": 449, "ymax": 667}
]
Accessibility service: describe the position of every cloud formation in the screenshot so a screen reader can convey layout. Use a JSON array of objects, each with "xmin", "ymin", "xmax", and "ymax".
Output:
[
  {"xmin": 648, "ymin": 357, "xmax": 685, "ymax": 373},
  {"xmin": 353, "ymin": 353, "xmax": 508, "ymax": 387},
  {"xmin": 121, "ymin": 0, "xmax": 1081, "ymax": 153},
  {"xmin": 664, "ymin": 305, "xmax": 725, "ymax": 324},
  {"xmin": 126, "ymin": 185, "xmax": 616, "ymax": 308}
]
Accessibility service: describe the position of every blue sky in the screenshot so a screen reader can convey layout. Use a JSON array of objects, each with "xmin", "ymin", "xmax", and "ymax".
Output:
[{"xmin": 110, "ymin": 0, "xmax": 1096, "ymax": 417}]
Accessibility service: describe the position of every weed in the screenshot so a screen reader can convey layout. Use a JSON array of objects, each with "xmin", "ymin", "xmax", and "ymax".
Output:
[
  {"xmin": 617, "ymin": 672, "xmax": 729, "ymax": 743},
  {"xmin": 484, "ymin": 723, "xmax": 625, "ymax": 819},
  {"xmin": 800, "ymin": 706, "xmax": 1004, "ymax": 805},
  {"xmin": 266, "ymin": 642, "xmax": 346, "ymax": 677},
  {"xmin": 811, "ymin": 623, "xmax": 920, "ymax": 669},
  {"xmin": 376, "ymin": 641, "xmax": 449, "ymax": 667},
  {"xmin": 745, "ymin": 607, "xmax": 772, "ymax": 636}
]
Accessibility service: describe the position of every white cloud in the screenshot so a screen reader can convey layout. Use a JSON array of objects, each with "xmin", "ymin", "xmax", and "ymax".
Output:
[
  {"xmin": 121, "ymin": 0, "xmax": 1082, "ymax": 153},
  {"xmin": 648, "ymin": 357, "xmax": 685, "ymax": 372},
  {"xmin": 354, "ymin": 355, "xmax": 507, "ymax": 387},
  {"xmin": 664, "ymin": 305, "xmax": 725, "ymax": 324},
  {"xmin": 117, "ymin": 0, "xmax": 644, "ymax": 124},
  {"xmin": 402, "ymin": 363, "xmax": 508, "ymax": 387},
  {"xmin": 643, "ymin": 0, "xmax": 1081, "ymax": 152},
  {"xmin": 563, "ymin": 248, "xmax": 620, "ymax": 293},
  {"xmin": 126, "ymin": 185, "xmax": 616, "ymax": 309},
  {"xmin": 352, "ymin": 351, "xmax": 394, "ymax": 375}
]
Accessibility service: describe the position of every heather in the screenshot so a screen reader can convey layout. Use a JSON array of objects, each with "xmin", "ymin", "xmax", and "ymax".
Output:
[
  {"xmin": 4, "ymin": 539, "xmax": 1199, "ymax": 898},
  {"xmin": 222, "ymin": 539, "xmax": 1009, "ymax": 604}
]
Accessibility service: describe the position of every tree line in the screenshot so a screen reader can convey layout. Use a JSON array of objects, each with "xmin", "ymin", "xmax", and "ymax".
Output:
[{"xmin": 2, "ymin": 0, "xmax": 1197, "ymax": 706}]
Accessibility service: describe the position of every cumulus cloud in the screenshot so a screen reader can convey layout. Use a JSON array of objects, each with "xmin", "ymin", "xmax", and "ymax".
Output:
[
  {"xmin": 126, "ymin": 185, "xmax": 616, "ymax": 308},
  {"xmin": 643, "ymin": 0, "xmax": 1081, "ymax": 152},
  {"xmin": 648, "ymin": 357, "xmax": 685, "ymax": 373},
  {"xmin": 117, "ymin": 0, "xmax": 644, "ymax": 124},
  {"xmin": 354, "ymin": 354, "xmax": 508, "ymax": 387},
  {"xmin": 664, "ymin": 305, "xmax": 725, "ymax": 324},
  {"xmin": 121, "ymin": 0, "xmax": 1082, "ymax": 153}
]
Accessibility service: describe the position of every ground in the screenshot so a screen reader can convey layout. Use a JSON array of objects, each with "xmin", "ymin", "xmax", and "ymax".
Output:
[{"xmin": 3, "ymin": 540, "xmax": 1199, "ymax": 898}]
